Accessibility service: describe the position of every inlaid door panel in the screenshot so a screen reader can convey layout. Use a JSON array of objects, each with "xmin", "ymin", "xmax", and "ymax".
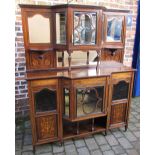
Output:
[{"xmin": 36, "ymin": 115, "xmax": 57, "ymax": 140}]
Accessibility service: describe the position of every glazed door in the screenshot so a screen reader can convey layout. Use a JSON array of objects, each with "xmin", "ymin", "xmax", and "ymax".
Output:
[
  {"xmin": 30, "ymin": 79, "xmax": 60, "ymax": 144},
  {"xmin": 109, "ymin": 72, "xmax": 134, "ymax": 129}
]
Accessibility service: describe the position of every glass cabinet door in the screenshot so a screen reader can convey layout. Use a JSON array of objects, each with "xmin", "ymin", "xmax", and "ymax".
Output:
[
  {"xmin": 106, "ymin": 16, "xmax": 123, "ymax": 42},
  {"xmin": 73, "ymin": 12, "xmax": 97, "ymax": 45},
  {"xmin": 35, "ymin": 88, "xmax": 57, "ymax": 113},
  {"xmin": 112, "ymin": 81, "xmax": 129, "ymax": 100},
  {"xmin": 56, "ymin": 12, "xmax": 66, "ymax": 44},
  {"xmin": 76, "ymin": 86, "xmax": 104, "ymax": 117}
]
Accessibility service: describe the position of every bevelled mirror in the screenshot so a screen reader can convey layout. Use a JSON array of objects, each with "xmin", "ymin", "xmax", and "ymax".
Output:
[
  {"xmin": 106, "ymin": 16, "xmax": 123, "ymax": 42},
  {"xmin": 35, "ymin": 88, "xmax": 56, "ymax": 113},
  {"xmin": 73, "ymin": 12, "xmax": 97, "ymax": 45},
  {"xmin": 56, "ymin": 12, "xmax": 66, "ymax": 44},
  {"xmin": 28, "ymin": 14, "xmax": 51, "ymax": 43}
]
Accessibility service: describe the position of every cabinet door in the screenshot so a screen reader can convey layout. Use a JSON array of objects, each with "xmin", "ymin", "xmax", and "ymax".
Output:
[
  {"xmin": 109, "ymin": 73, "xmax": 133, "ymax": 129},
  {"xmin": 73, "ymin": 78, "xmax": 108, "ymax": 120},
  {"xmin": 73, "ymin": 12, "xmax": 97, "ymax": 45},
  {"xmin": 29, "ymin": 79, "xmax": 60, "ymax": 144}
]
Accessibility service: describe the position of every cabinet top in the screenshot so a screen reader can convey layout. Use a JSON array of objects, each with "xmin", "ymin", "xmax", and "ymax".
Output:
[
  {"xmin": 26, "ymin": 61, "xmax": 135, "ymax": 80},
  {"xmin": 19, "ymin": 4, "xmax": 129, "ymax": 13}
]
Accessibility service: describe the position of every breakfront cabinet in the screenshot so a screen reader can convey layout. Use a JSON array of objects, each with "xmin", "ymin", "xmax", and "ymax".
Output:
[{"xmin": 19, "ymin": 4, "xmax": 134, "ymax": 149}]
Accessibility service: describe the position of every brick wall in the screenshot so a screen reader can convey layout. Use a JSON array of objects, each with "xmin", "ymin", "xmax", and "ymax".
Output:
[{"xmin": 15, "ymin": 0, "xmax": 138, "ymax": 118}]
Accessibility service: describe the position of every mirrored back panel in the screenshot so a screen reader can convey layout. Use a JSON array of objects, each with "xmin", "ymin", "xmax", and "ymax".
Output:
[{"xmin": 56, "ymin": 50, "xmax": 97, "ymax": 67}]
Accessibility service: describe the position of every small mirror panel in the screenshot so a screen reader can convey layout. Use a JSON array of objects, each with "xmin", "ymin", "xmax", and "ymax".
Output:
[
  {"xmin": 28, "ymin": 14, "xmax": 50, "ymax": 43},
  {"xmin": 56, "ymin": 12, "xmax": 66, "ymax": 44},
  {"xmin": 106, "ymin": 16, "xmax": 123, "ymax": 42}
]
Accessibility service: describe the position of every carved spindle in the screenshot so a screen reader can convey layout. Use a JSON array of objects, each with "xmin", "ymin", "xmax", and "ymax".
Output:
[
  {"xmin": 87, "ymin": 51, "xmax": 89, "ymax": 65},
  {"xmin": 68, "ymin": 51, "xmax": 72, "ymax": 71},
  {"xmin": 62, "ymin": 51, "xmax": 64, "ymax": 66},
  {"xmin": 92, "ymin": 118, "xmax": 95, "ymax": 131},
  {"xmin": 96, "ymin": 50, "xmax": 101, "ymax": 71}
]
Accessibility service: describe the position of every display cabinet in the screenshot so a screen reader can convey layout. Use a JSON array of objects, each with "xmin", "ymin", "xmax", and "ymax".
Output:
[{"xmin": 19, "ymin": 4, "xmax": 134, "ymax": 150}]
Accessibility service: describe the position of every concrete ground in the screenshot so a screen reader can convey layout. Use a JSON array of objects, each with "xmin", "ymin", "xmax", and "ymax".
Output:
[{"xmin": 15, "ymin": 97, "xmax": 140, "ymax": 155}]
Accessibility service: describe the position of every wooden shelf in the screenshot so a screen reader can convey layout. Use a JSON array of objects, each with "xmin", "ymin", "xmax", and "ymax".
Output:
[{"xmin": 63, "ymin": 116, "xmax": 107, "ymax": 140}]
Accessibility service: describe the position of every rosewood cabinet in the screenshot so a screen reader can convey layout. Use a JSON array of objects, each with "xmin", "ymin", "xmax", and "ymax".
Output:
[{"xmin": 19, "ymin": 4, "xmax": 134, "ymax": 149}]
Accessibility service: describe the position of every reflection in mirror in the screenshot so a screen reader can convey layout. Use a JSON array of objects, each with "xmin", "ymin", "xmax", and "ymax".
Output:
[
  {"xmin": 76, "ymin": 86, "xmax": 104, "ymax": 117},
  {"xmin": 28, "ymin": 14, "xmax": 50, "ymax": 43},
  {"xmin": 107, "ymin": 16, "xmax": 123, "ymax": 42},
  {"xmin": 74, "ymin": 12, "xmax": 96, "ymax": 45},
  {"xmin": 57, "ymin": 51, "xmax": 97, "ymax": 67},
  {"xmin": 56, "ymin": 12, "xmax": 66, "ymax": 44},
  {"xmin": 64, "ymin": 88, "xmax": 70, "ymax": 116},
  {"xmin": 35, "ymin": 88, "xmax": 56, "ymax": 113}
]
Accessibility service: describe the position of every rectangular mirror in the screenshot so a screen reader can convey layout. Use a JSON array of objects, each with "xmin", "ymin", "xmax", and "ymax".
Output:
[
  {"xmin": 73, "ymin": 12, "xmax": 97, "ymax": 45},
  {"xmin": 56, "ymin": 12, "xmax": 66, "ymax": 44},
  {"xmin": 106, "ymin": 16, "xmax": 123, "ymax": 42},
  {"xmin": 28, "ymin": 14, "xmax": 50, "ymax": 43},
  {"xmin": 56, "ymin": 51, "xmax": 97, "ymax": 67}
]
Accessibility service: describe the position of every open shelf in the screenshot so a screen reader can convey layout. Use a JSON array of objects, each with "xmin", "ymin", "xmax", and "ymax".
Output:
[{"xmin": 63, "ymin": 116, "xmax": 107, "ymax": 140}]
